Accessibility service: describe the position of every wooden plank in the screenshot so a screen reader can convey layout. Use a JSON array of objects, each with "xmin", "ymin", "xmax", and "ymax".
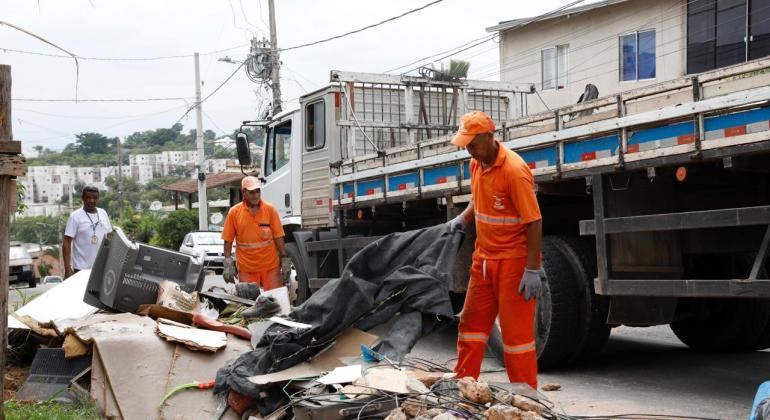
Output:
[
  {"xmin": 507, "ymin": 111, "xmax": 555, "ymax": 128},
  {"xmin": 620, "ymin": 78, "xmax": 693, "ymax": 102},
  {"xmin": 0, "ymin": 140, "xmax": 20, "ymax": 154},
  {"xmin": 0, "ymin": 155, "xmax": 25, "ymax": 176},
  {"xmin": 0, "ymin": 63, "xmax": 12, "ymax": 417},
  {"xmin": 703, "ymin": 72, "xmax": 770, "ymax": 99},
  {"xmin": 508, "ymin": 123, "xmax": 556, "ymax": 139},
  {"xmin": 698, "ymin": 56, "xmax": 770, "ymax": 83},
  {"xmin": 625, "ymin": 90, "xmax": 692, "ymax": 115},
  {"xmin": 563, "ymin": 109, "xmax": 618, "ymax": 129},
  {"xmin": 559, "ymin": 96, "xmax": 617, "ymax": 115}
]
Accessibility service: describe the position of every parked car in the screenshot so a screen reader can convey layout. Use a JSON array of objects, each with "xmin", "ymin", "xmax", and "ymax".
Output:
[
  {"xmin": 178, "ymin": 231, "xmax": 235, "ymax": 274},
  {"xmin": 42, "ymin": 275, "xmax": 63, "ymax": 284},
  {"xmin": 9, "ymin": 243, "xmax": 36, "ymax": 288}
]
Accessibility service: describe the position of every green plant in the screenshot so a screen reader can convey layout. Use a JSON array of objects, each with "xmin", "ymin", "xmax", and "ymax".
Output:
[
  {"xmin": 151, "ymin": 210, "xmax": 198, "ymax": 250},
  {"xmin": 448, "ymin": 60, "xmax": 470, "ymax": 78},
  {"xmin": 5, "ymin": 397, "xmax": 102, "ymax": 419},
  {"xmin": 37, "ymin": 261, "xmax": 52, "ymax": 278}
]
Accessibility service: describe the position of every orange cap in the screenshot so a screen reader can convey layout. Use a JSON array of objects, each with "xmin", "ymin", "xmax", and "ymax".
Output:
[
  {"xmin": 452, "ymin": 111, "xmax": 496, "ymax": 147},
  {"xmin": 241, "ymin": 176, "xmax": 262, "ymax": 191}
]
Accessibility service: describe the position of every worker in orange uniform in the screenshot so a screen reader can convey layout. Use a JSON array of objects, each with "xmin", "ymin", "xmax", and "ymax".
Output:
[
  {"xmin": 448, "ymin": 111, "xmax": 543, "ymax": 389},
  {"xmin": 222, "ymin": 176, "xmax": 291, "ymax": 290}
]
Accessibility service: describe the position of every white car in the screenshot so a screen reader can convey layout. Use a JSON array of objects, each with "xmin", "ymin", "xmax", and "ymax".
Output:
[{"xmin": 179, "ymin": 231, "xmax": 235, "ymax": 274}]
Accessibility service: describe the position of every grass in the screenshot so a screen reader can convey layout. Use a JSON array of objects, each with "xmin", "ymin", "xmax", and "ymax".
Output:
[{"xmin": 4, "ymin": 398, "xmax": 103, "ymax": 420}]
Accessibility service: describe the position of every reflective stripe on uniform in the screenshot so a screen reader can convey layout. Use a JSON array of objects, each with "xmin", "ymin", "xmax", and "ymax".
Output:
[
  {"xmin": 237, "ymin": 240, "xmax": 273, "ymax": 249},
  {"xmin": 475, "ymin": 211, "xmax": 521, "ymax": 225},
  {"xmin": 503, "ymin": 340, "xmax": 535, "ymax": 355},
  {"xmin": 458, "ymin": 332, "xmax": 489, "ymax": 343}
]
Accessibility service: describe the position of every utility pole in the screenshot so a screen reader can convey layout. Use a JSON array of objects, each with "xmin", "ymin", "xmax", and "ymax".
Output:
[
  {"xmin": 1, "ymin": 64, "xmax": 26, "ymax": 417},
  {"xmin": 194, "ymin": 53, "xmax": 209, "ymax": 231},
  {"xmin": 268, "ymin": 0, "xmax": 282, "ymax": 115},
  {"xmin": 116, "ymin": 137, "xmax": 122, "ymax": 220}
]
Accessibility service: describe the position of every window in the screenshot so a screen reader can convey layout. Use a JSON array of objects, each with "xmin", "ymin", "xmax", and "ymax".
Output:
[
  {"xmin": 619, "ymin": 30, "xmax": 656, "ymax": 81},
  {"xmin": 541, "ymin": 45, "xmax": 568, "ymax": 90},
  {"xmin": 264, "ymin": 120, "xmax": 292, "ymax": 176},
  {"xmin": 687, "ymin": 0, "xmax": 752, "ymax": 74},
  {"xmin": 305, "ymin": 100, "xmax": 326, "ymax": 150}
]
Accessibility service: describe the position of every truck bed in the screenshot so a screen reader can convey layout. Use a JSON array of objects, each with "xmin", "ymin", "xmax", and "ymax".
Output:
[{"xmin": 331, "ymin": 58, "xmax": 770, "ymax": 208}]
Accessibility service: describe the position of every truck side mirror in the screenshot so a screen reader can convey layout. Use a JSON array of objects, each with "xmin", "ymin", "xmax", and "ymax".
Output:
[{"xmin": 235, "ymin": 132, "xmax": 251, "ymax": 166}]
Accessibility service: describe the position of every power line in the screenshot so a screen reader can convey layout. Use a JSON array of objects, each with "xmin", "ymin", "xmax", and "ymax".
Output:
[
  {"xmin": 13, "ymin": 97, "xmax": 192, "ymax": 103},
  {"xmin": 175, "ymin": 60, "xmax": 247, "ymax": 124},
  {"xmin": 391, "ymin": 0, "xmax": 589, "ymax": 75},
  {"xmin": 279, "ymin": 0, "xmax": 447, "ymax": 52},
  {"xmin": 0, "ymin": 44, "xmax": 249, "ymax": 61}
]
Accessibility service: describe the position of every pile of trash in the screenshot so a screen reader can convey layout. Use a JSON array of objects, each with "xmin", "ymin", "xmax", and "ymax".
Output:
[
  {"xmin": 8, "ymin": 224, "xmax": 546, "ymax": 419},
  {"xmin": 274, "ymin": 363, "xmax": 554, "ymax": 420},
  {"xmin": 7, "ymin": 270, "xmax": 289, "ymax": 419}
]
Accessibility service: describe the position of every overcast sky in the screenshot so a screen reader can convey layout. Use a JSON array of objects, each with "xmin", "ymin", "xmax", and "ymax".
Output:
[{"xmin": 2, "ymin": 0, "xmax": 578, "ymax": 155}]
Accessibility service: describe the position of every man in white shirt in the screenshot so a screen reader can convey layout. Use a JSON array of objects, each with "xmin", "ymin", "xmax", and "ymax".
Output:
[{"xmin": 63, "ymin": 186, "xmax": 113, "ymax": 278}]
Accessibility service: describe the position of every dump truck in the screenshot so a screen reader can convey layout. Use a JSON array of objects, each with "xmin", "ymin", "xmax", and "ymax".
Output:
[{"xmin": 235, "ymin": 58, "xmax": 770, "ymax": 367}]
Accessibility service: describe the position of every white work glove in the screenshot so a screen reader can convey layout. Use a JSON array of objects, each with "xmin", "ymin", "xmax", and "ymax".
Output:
[
  {"xmin": 446, "ymin": 215, "xmax": 466, "ymax": 233},
  {"xmin": 280, "ymin": 256, "xmax": 292, "ymax": 283},
  {"xmin": 518, "ymin": 268, "xmax": 542, "ymax": 301},
  {"xmin": 223, "ymin": 257, "xmax": 235, "ymax": 284}
]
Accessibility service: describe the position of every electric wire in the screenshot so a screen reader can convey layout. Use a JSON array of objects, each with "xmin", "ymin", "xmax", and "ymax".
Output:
[{"xmin": 278, "ymin": 0, "xmax": 446, "ymax": 53}]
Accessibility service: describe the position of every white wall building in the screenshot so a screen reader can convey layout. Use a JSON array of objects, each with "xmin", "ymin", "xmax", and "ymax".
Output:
[{"xmin": 488, "ymin": 0, "xmax": 770, "ymax": 114}]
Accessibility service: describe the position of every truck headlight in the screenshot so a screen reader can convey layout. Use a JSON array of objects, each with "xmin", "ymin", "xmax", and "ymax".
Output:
[{"xmin": 22, "ymin": 265, "xmax": 32, "ymax": 272}]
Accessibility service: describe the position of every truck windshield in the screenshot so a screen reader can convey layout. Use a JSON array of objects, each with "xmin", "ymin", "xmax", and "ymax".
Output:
[{"xmin": 194, "ymin": 233, "xmax": 223, "ymax": 245}]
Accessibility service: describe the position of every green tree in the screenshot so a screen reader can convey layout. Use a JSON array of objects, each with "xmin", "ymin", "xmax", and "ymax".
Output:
[
  {"xmin": 73, "ymin": 132, "xmax": 116, "ymax": 155},
  {"xmin": 15, "ymin": 183, "xmax": 27, "ymax": 214},
  {"xmin": 11, "ymin": 216, "xmax": 61, "ymax": 245},
  {"xmin": 151, "ymin": 210, "xmax": 198, "ymax": 250}
]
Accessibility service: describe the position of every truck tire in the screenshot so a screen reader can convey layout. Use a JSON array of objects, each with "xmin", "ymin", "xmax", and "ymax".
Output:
[
  {"xmin": 28, "ymin": 276, "xmax": 36, "ymax": 289},
  {"xmin": 535, "ymin": 236, "xmax": 582, "ymax": 368},
  {"xmin": 550, "ymin": 236, "xmax": 610, "ymax": 364},
  {"xmin": 671, "ymin": 298, "xmax": 770, "ymax": 351},
  {"xmin": 486, "ymin": 236, "xmax": 583, "ymax": 369},
  {"xmin": 285, "ymin": 243, "xmax": 310, "ymax": 306}
]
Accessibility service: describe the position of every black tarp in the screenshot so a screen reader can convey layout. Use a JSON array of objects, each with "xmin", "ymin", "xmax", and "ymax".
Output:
[{"xmin": 215, "ymin": 224, "xmax": 462, "ymax": 409}]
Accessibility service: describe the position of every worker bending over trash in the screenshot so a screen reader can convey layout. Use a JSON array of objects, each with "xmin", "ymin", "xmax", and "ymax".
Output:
[
  {"xmin": 447, "ymin": 111, "xmax": 543, "ymax": 389},
  {"xmin": 221, "ymin": 176, "xmax": 291, "ymax": 291}
]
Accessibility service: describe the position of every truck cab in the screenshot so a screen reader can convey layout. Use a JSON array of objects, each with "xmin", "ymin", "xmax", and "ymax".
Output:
[{"xmin": 261, "ymin": 109, "xmax": 302, "ymax": 229}]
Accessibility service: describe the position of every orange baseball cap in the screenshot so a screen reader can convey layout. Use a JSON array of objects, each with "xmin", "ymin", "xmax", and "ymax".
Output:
[
  {"xmin": 241, "ymin": 176, "xmax": 262, "ymax": 191},
  {"xmin": 452, "ymin": 111, "xmax": 496, "ymax": 147}
]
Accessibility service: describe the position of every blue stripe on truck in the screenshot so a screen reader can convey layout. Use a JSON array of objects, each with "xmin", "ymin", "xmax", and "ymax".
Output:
[
  {"xmin": 388, "ymin": 172, "xmax": 419, "ymax": 192},
  {"xmin": 705, "ymin": 107, "xmax": 770, "ymax": 131},
  {"xmin": 563, "ymin": 135, "xmax": 619, "ymax": 164},
  {"xmin": 356, "ymin": 179, "xmax": 385, "ymax": 197},
  {"xmin": 629, "ymin": 121, "xmax": 694, "ymax": 145},
  {"xmin": 424, "ymin": 165, "xmax": 458, "ymax": 186},
  {"xmin": 518, "ymin": 147, "xmax": 557, "ymax": 168}
]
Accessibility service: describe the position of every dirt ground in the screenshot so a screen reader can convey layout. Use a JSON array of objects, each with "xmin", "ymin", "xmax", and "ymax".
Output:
[{"xmin": 4, "ymin": 365, "xmax": 29, "ymax": 401}]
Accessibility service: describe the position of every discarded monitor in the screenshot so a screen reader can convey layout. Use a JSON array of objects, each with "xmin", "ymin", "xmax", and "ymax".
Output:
[{"xmin": 84, "ymin": 227, "xmax": 205, "ymax": 313}]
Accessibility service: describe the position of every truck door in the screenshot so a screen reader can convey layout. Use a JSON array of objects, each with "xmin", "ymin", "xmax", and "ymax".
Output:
[{"xmin": 261, "ymin": 117, "xmax": 293, "ymax": 218}]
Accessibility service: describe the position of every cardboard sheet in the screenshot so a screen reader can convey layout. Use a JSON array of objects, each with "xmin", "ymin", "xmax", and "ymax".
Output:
[
  {"xmin": 247, "ymin": 329, "xmax": 377, "ymax": 385},
  {"xmin": 13, "ymin": 270, "xmax": 97, "ymax": 327},
  {"xmin": 65, "ymin": 313, "xmax": 249, "ymax": 419},
  {"xmin": 316, "ymin": 365, "xmax": 362, "ymax": 385},
  {"xmin": 156, "ymin": 318, "xmax": 227, "ymax": 352}
]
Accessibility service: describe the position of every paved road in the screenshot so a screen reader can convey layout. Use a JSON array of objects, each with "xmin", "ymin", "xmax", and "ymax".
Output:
[
  {"xmin": 7, "ymin": 282, "xmax": 55, "ymax": 311},
  {"xmin": 406, "ymin": 323, "xmax": 768, "ymax": 419}
]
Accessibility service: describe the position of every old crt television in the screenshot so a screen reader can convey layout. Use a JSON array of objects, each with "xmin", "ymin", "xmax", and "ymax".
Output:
[{"xmin": 84, "ymin": 227, "xmax": 205, "ymax": 313}]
